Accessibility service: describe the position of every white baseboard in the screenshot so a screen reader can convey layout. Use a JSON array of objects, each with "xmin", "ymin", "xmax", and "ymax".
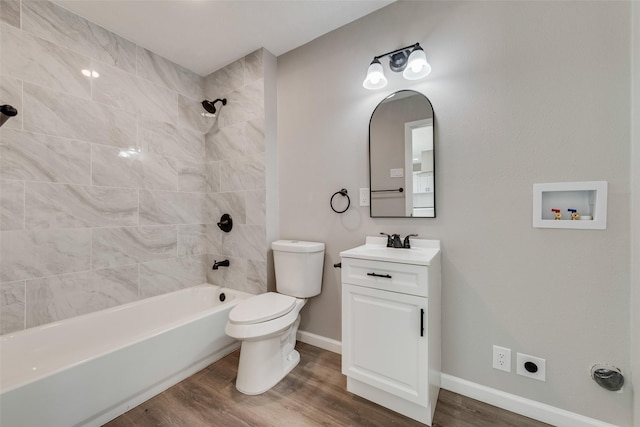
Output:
[
  {"xmin": 441, "ymin": 374, "xmax": 620, "ymax": 427},
  {"xmin": 296, "ymin": 330, "xmax": 342, "ymax": 354},
  {"xmin": 293, "ymin": 335, "xmax": 617, "ymax": 426}
]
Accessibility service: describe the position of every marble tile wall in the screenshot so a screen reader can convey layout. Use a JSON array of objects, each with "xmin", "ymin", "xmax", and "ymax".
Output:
[
  {"xmin": 204, "ymin": 49, "xmax": 268, "ymax": 295},
  {"xmin": 0, "ymin": 1, "xmax": 268, "ymax": 334}
]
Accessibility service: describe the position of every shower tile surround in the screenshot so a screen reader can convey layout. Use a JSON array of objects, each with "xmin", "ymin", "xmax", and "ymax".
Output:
[{"xmin": 0, "ymin": 0, "xmax": 268, "ymax": 334}]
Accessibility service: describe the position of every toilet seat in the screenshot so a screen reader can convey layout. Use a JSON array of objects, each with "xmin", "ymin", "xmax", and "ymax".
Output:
[{"xmin": 229, "ymin": 292, "xmax": 296, "ymax": 325}]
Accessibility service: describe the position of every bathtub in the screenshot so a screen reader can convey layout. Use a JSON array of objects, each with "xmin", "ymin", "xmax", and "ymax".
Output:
[{"xmin": 0, "ymin": 284, "xmax": 250, "ymax": 427}]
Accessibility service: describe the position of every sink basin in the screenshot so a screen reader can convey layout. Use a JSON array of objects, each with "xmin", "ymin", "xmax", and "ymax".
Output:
[{"xmin": 340, "ymin": 236, "xmax": 440, "ymax": 266}]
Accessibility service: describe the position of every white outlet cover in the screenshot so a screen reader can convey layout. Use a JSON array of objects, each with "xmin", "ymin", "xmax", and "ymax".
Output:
[
  {"xmin": 359, "ymin": 188, "xmax": 370, "ymax": 207},
  {"xmin": 517, "ymin": 353, "xmax": 546, "ymax": 381},
  {"xmin": 492, "ymin": 345, "xmax": 511, "ymax": 372},
  {"xmin": 390, "ymin": 168, "xmax": 404, "ymax": 178}
]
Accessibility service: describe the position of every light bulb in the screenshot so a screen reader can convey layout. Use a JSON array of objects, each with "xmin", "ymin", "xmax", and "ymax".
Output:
[
  {"xmin": 363, "ymin": 59, "xmax": 388, "ymax": 90},
  {"xmin": 403, "ymin": 46, "xmax": 431, "ymax": 80}
]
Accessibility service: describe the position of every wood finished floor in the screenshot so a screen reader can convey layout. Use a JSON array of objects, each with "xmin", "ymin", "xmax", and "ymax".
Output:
[{"xmin": 105, "ymin": 342, "xmax": 552, "ymax": 427}]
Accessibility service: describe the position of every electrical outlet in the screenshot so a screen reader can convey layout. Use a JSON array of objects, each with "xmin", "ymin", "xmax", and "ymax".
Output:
[
  {"xmin": 359, "ymin": 188, "xmax": 370, "ymax": 206},
  {"xmin": 517, "ymin": 353, "xmax": 546, "ymax": 381},
  {"xmin": 492, "ymin": 345, "xmax": 511, "ymax": 372}
]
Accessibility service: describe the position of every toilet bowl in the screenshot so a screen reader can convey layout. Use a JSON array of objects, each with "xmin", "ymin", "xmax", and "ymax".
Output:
[
  {"xmin": 225, "ymin": 240, "xmax": 324, "ymax": 395},
  {"xmin": 225, "ymin": 293, "xmax": 306, "ymax": 395}
]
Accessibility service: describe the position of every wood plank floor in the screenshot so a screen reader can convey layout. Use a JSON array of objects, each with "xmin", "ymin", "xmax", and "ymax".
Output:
[{"xmin": 105, "ymin": 342, "xmax": 552, "ymax": 427}]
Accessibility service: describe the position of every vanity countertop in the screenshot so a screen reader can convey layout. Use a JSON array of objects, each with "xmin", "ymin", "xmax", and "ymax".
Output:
[{"xmin": 340, "ymin": 236, "xmax": 440, "ymax": 266}]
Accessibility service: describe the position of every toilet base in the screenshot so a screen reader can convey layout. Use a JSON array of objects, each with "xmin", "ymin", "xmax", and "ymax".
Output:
[{"xmin": 234, "ymin": 316, "xmax": 301, "ymax": 395}]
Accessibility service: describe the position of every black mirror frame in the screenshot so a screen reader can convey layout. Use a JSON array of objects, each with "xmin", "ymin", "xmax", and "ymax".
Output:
[{"xmin": 368, "ymin": 90, "xmax": 436, "ymax": 218}]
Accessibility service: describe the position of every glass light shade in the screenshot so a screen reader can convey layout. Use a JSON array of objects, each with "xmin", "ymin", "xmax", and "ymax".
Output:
[
  {"xmin": 363, "ymin": 59, "xmax": 388, "ymax": 90},
  {"xmin": 403, "ymin": 47, "xmax": 431, "ymax": 80}
]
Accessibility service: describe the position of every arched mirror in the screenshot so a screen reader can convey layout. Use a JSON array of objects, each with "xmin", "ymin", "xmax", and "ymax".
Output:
[{"xmin": 369, "ymin": 90, "xmax": 435, "ymax": 217}]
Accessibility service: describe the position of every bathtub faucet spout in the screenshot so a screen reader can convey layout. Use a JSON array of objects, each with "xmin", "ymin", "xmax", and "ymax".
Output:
[{"xmin": 212, "ymin": 259, "xmax": 230, "ymax": 270}]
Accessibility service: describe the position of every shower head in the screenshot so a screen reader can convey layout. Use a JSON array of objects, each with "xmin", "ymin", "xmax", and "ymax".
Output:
[
  {"xmin": 0, "ymin": 104, "xmax": 17, "ymax": 128},
  {"xmin": 201, "ymin": 98, "xmax": 227, "ymax": 117},
  {"xmin": 1, "ymin": 104, "xmax": 18, "ymax": 117}
]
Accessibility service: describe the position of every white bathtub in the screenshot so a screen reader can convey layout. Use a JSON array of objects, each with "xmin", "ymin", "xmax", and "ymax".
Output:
[{"xmin": 0, "ymin": 284, "xmax": 250, "ymax": 427}]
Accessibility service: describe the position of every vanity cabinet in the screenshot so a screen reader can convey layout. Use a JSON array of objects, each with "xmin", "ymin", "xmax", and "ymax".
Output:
[
  {"xmin": 340, "ymin": 237, "xmax": 441, "ymax": 425},
  {"xmin": 413, "ymin": 171, "xmax": 434, "ymax": 194}
]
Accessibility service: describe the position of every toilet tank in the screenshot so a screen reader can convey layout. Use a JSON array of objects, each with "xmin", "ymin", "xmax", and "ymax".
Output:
[{"xmin": 271, "ymin": 240, "xmax": 325, "ymax": 298}]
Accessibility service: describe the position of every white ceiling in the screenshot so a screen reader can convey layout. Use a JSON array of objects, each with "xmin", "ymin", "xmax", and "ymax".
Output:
[{"xmin": 53, "ymin": 0, "xmax": 394, "ymax": 77}]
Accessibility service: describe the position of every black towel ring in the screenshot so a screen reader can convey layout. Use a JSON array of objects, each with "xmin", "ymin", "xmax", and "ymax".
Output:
[{"xmin": 330, "ymin": 189, "xmax": 350, "ymax": 214}]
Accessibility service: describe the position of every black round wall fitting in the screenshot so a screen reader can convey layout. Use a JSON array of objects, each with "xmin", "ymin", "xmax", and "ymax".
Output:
[
  {"xmin": 217, "ymin": 213, "xmax": 233, "ymax": 232},
  {"xmin": 524, "ymin": 361, "xmax": 538, "ymax": 373}
]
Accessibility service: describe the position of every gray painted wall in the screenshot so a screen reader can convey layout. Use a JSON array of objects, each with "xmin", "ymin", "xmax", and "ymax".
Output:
[
  {"xmin": 277, "ymin": 1, "xmax": 632, "ymax": 425},
  {"xmin": 631, "ymin": 2, "xmax": 639, "ymax": 425}
]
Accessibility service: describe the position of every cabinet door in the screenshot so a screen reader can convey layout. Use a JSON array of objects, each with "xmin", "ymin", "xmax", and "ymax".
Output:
[{"xmin": 342, "ymin": 284, "xmax": 428, "ymax": 405}]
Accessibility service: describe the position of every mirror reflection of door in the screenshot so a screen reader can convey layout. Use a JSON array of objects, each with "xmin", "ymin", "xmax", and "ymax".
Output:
[
  {"xmin": 405, "ymin": 119, "xmax": 434, "ymax": 217},
  {"xmin": 369, "ymin": 90, "xmax": 435, "ymax": 218}
]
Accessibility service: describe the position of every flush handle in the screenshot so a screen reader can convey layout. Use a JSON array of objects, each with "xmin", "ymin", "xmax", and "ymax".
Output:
[
  {"xmin": 367, "ymin": 272, "xmax": 392, "ymax": 279},
  {"xmin": 420, "ymin": 309, "xmax": 425, "ymax": 337}
]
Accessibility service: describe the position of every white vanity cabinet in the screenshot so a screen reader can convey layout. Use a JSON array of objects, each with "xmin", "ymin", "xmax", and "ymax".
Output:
[{"xmin": 340, "ymin": 237, "xmax": 441, "ymax": 425}]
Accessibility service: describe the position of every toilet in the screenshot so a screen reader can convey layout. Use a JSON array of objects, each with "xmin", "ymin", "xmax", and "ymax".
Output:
[{"xmin": 225, "ymin": 240, "xmax": 325, "ymax": 395}]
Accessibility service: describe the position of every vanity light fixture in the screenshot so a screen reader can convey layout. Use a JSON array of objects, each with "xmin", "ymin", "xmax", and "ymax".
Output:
[{"xmin": 363, "ymin": 43, "xmax": 431, "ymax": 90}]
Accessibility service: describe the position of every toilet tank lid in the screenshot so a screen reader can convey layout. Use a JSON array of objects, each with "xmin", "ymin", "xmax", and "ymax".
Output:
[
  {"xmin": 228, "ymin": 292, "xmax": 296, "ymax": 324},
  {"xmin": 272, "ymin": 240, "xmax": 324, "ymax": 253}
]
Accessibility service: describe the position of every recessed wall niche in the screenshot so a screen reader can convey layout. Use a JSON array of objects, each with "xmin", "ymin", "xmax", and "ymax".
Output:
[{"xmin": 532, "ymin": 181, "xmax": 608, "ymax": 230}]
